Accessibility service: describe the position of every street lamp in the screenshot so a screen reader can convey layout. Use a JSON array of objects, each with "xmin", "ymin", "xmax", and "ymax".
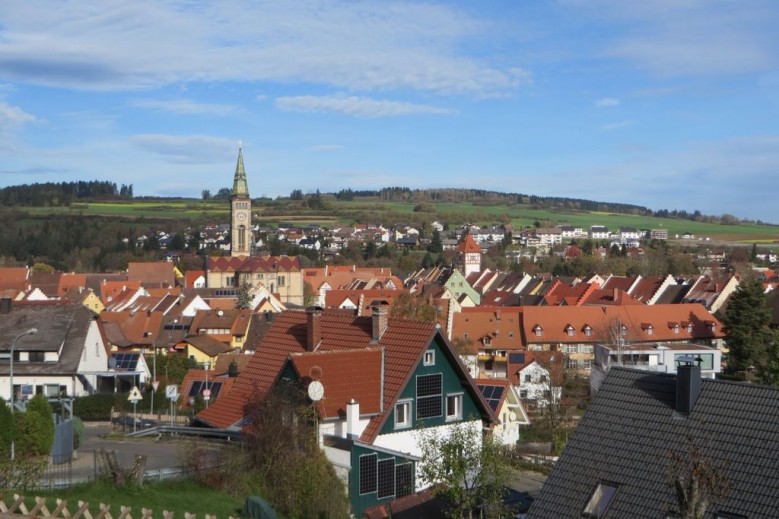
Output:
[{"xmin": 10, "ymin": 327, "xmax": 38, "ymax": 461}]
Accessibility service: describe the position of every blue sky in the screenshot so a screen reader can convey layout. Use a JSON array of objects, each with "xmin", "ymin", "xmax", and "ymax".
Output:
[{"xmin": 1, "ymin": 1, "xmax": 778, "ymax": 223}]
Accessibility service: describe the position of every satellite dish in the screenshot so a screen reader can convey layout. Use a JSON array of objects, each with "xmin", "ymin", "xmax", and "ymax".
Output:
[{"xmin": 308, "ymin": 380, "xmax": 325, "ymax": 402}]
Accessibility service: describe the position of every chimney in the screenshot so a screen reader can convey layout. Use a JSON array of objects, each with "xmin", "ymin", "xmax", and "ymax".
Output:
[
  {"xmin": 346, "ymin": 399, "xmax": 360, "ymax": 439},
  {"xmin": 306, "ymin": 306, "xmax": 322, "ymax": 351},
  {"xmin": 0, "ymin": 297, "xmax": 11, "ymax": 314},
  {"xmin": 228, "ymin": 361, "xmax": 239, "ymax": 378},
  {"xmin": 372, "ymin": 302, "xmax": 389, "ymax": 342},
  {"xmin": 676, "ymin": 357, "xmax": 702, "ymax": 415}
]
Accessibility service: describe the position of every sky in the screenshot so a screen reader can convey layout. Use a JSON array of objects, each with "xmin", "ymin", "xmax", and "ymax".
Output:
[{"xmin": 1, "ymin": 1, "xmax": 778, "ymax": 223}]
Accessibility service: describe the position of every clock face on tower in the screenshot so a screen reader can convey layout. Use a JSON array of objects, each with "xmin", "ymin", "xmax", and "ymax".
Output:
[{"xmin": 237, "ymin": 212, "xmax": 246, "ymax": 221}]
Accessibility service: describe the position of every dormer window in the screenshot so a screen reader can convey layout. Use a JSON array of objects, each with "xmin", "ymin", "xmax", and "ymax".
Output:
[
  {"xmin": 669, "ymin": 322, "xmax": 680, "ymax": 334},
  {"xmin": 583, "ymin": 482, "xmax": 619, "ymax": 518},
  {"xmin": 583, "ymin": 325, "xmax": 592, "ymax": 337},
  {"xmin": 641, "ymin": 323, "xmax": 653, "ymax": 336},
  {"xmin": 682, "ymin": 321, "xmax": 693, "ymax": 333},
  {"xmin": 620, "ymin": 325, "xmax": 628, "ymax": 336},
  {"xmin": 565, "ymin": 324, "xmax": 575, "ymax": 337},
  {"xmin": 705, "ymin": 320, "xmax": 717, "ymax": 332},
  {"xmin": 482, "ymin": 336, "xmax": 492, "ymax": 347},
  {"xmin": 533, "ymin": 325, "xmax": 543, "ymax": 337}
]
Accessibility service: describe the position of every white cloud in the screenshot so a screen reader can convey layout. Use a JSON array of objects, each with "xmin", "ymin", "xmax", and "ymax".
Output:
[
  {"xmin": 130, "ymin": 99, "xmax": 238, "ymax": 116},
  {"xmin": 131, "ymin": 134, "xmax": 236, "ymax": 164},
  {"xmin": 566, "ymin": 0, "xmax": 779, "ymax": 77},
  {"xmin": 276, "ymin": 95, "xmax": 454, "ymax": 118},
  {"xmin": 595, "ymin": 97, "xmax": 620, "ymax": 107},
  {"xmin": 0, "ymin": 1, "xmax": 530, "ymax": 95},
  {"xmin": 0, "ymin": 101, "xmax": 36, "ymax": 128}
]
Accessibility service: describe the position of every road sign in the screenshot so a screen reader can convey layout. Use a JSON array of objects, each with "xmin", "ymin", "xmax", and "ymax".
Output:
[
  {"xmin": 128, "ymin": 386, "xmax": 143, "ymax": 402},
  {"xmin": 202, "ymin": 388, "xmax": 211, "ymax": 401},
  {"xmin": 166, "ymin": 384, "xmax": 178, "ymax": 400},
  {"xmin": 152, "ymin": 380, "xmax": 160, "ymax": 391}
]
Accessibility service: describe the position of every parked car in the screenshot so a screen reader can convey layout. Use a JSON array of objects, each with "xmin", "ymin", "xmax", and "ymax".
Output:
[{"xmin": 112, "ymin": 415, "xmax": 158, "ymax": 430}]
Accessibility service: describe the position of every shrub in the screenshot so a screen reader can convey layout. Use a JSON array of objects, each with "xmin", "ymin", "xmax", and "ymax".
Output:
[
  {"xmin": 73, "ymin": 394, "xmax": 122, "ymax": 420},
  {"xmin": 25, "ymin": 395, "xmax": 54, "ymax": 455},
  {"xmin": 0, "ymin": 397, "xmax": 13, "ymax": 458},
  {"xmin": 72, "ymin": 417, "xmax": 85, "ymax": 450}
]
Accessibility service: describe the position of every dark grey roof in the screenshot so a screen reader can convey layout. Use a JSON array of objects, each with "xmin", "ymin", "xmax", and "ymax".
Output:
[
  {"xmin": 528, "ymin": 368, "xmax": 779, "ymax": 519},
  {"xmin": 0, "ymin": 302, "xmax": 97, "ymax": 375},
  {"xmin": 653, "ymin": 283, "xmax": 691, "ymax": 305}
]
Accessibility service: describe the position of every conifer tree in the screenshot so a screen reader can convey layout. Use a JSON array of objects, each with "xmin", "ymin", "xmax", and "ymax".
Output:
[{"xmin": 721, "ymin": 279, "xmax": 777, "ymax": 382}]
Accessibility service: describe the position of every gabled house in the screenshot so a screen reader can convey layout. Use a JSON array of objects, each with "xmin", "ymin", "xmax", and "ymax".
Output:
[
  {"xmin": 476, "ymin": 379, "xmax": 529, "ymax": 446},
  {"xmin": 529, "ymin": 365, "xmax": 779, "ymax": 518},
  {"xmin": 443, "ymin": 269, "xmax": 481, "ymax": 306},
  {"xmin": 514, "ymin": 352, "xmax": 563, "ymax": 409},
  {"xmin": 196, "ymin": 306, "xmax": 495, "ymax": 517},
  {"xmin": 0, "ymin": 299, "xmax": 109, "ymax": 400}
]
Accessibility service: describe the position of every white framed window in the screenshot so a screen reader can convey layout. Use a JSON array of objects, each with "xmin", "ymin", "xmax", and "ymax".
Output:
[
  {"xmin": 423, "ymin": 350, "xmax": 435, "ymax": 366},
  {"xmin": 395, "ymin": 400, "xmax": 412, "ymax": 428},
  {"xmin": 446, "ymin": 393, "xmax": 463, "ymax": 421}
]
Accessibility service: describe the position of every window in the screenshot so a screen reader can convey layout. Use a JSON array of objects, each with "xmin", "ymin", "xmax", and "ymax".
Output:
[
  {"xmin": 520, "ymin": 390, "xmax": 528, "ymax": 398},
  {"xmin": 395, "ymin": 401, "xmax": 411, "ymax": 428},
  {"xmin": 582, "ymin": 482, "xmax": 619, "ymax": 518},
  {"xmin": 540, "ymin": 375, "xmax": 547, "ymax": 383},
  {"xmin": 423, "ymin": 350, "xmax": 435, "ymax": 366},
  {"xmin": 359, "ymin": 454, "xmax": 378, "ymax": 495},
  {"xmin": 524, "ymin": 374, "xmax": 532, "ymax": 383},
  {"xmin": 566, "ymin": 325, "xmax": 575, "ymax": 337},
  {"xmin": 533, "ymin": 325, "xmax": 543, "ymax": 337},
  {"xmin": 377, "ymin": 458, "xmax": 395, "ymax": 499},
  {"xmin": 29, "ymin": 351, "xmax": 45, "ymax": 362},
  {"xmin": 278, "ymin": 275, "xmax": 285, "ymax": 287},
  {"xmin": 416, "ymin": 374, "xmax": 442, "ymax": 419},
  {"xmin": 446, "ymin": 394, "xmax": 462, "ymax": 421},
  {"xmin": 584, "ymin": 325, "xmax": 592, "ymax": 337}
]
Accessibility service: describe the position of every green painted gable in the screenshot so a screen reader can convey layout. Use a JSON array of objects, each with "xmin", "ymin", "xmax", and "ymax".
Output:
[
  {"xmin": 445, "ymin": 269, "xmax": 480, "ymax": 305},
  {"xmin": 379, "ymin": 334, "xmax": 482, "ymax": 435}
]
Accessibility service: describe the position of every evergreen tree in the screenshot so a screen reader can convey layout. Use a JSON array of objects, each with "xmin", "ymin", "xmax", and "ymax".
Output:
[
  {"xmin": 721, "ymin": 279, "xmax": 777, "ymax": 381},
  {"xmin": 429, "ymin": 230, "xmax": 443, "ymax": 253}
]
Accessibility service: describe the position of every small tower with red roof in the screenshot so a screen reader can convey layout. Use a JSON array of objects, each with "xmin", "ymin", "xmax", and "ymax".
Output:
[{"xmin": 455, "ymin": 233, "xmax": 482, "ymax": 276}]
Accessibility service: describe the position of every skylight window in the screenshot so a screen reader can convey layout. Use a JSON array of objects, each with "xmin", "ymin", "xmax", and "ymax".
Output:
[{"xmin": 582, "ymin": 482, "xmax": 618, "ymax": 518}]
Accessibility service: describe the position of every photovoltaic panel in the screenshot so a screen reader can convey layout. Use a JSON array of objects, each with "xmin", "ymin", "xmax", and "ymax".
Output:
[
  {"xmin": 112, "ymin": 353, "xmax": 139, "ymax": 371},
  {"xmin": 478, "ymin": 384, "xmax": 506, "ymax": 412},
  {"xmin": 395, "ymin": 463, "xmax": 413, "ymax": 498},
  {"xmin": 359, "ymin": 454, "xmax": 378, "ymax": 495},
  {"xmin": 377, "ymin": 458, "xmax": 395, "ymax": 499}
]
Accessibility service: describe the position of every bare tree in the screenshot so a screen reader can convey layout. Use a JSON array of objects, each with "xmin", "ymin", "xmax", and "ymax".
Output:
[{"xmin": 667, "ymin": 433, "xmax": 729, "ymax": 519}]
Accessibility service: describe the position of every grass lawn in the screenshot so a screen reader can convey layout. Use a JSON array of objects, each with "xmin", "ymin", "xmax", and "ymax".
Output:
[{"xmin": 25, "ymin": 480, "xmax": 245, "ymax": 518}]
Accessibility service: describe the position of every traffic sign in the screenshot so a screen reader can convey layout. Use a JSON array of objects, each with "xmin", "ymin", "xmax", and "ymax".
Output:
[
  {"xmin": 166, "ymin": 384, "xmax": 178, "ymax": 400},
  {"xmin": 128, "ymin": 386, "xmax": 143, "ymax": 402},
  {"xmin": 152, "ymin": 380, "xmax": 160, "ymax": 391},
  {"xmin": 202, "ymin": 388, "xmax": 211, "ymax": 401}
]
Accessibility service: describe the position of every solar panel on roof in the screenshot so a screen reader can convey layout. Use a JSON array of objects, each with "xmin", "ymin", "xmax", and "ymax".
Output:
[
  {"xmin": 509, "ymin": 352, "xmax": 526, "ymax": 364},
  {"xmin": 112, "ymin": 353, "xmax": 140, "ymax": 371},
  {"xmin": 478, "ymin": 384, "xmax": 506, "ymax": 412}
]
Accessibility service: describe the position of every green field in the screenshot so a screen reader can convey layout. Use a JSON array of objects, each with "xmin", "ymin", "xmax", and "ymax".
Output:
[
  {"xmin": 15, "ymin": 198, "xmax": 779, "ymax": 244},
  {"xmin": 27, "ymin": 480, "xmax": 244, "ymax": 518}
]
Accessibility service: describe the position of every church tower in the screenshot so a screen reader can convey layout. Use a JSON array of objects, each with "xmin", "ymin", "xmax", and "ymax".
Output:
[{"xmin": 230, "ymin": 145, "xmax": 252, "ymax": 257}]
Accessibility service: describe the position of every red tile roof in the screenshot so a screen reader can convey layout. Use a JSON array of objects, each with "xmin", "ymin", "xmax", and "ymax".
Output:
[
  {"xmin": 520, "ymin": 304, "xmax": 723, "ymax": 346},
  {"xmin": 196, "ymin": 309, "xmax": 495, "ymax": 440},
  {"xmin": 289, "ymin": 348, "xmax": 383, "ymax": 419},
  {"xmin": 128, "ymin": 261, "xmax": 176, "ymax": 286},
  {"xmin": 207, "ymin": 255, "xmax": 301, "ymax": 273},
  {"xmin": 455, "ymin": 234, "xmax": 480, "ymax": 254},
  {"xmin": 452, "ymin": 307, "xmax": 524, "ymax": 354}
]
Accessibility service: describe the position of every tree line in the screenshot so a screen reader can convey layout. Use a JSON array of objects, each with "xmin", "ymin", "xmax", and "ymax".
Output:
[{"xmin": 0, "ymin": 181, "xmax": 133, "ymax": 207}]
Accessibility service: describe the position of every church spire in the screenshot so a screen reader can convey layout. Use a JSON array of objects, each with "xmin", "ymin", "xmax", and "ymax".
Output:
[{"xmin": 232, "ymin": 144, "xmax": 249, "ymax": 198}]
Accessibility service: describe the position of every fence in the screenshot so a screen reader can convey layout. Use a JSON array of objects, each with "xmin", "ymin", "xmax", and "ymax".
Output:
[{"xmin": 0, "ymin": 494, "xmax": 238, "ymax": 519}]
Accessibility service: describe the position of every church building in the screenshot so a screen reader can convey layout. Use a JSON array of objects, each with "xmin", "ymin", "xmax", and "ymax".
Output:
[
  {"xmin": 206, "ymin": 146, "xmax": 305, "ymax": 306},
  {"xmin": 230, "ymin": 146, "xmax": 252, "ymax": 257}
]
